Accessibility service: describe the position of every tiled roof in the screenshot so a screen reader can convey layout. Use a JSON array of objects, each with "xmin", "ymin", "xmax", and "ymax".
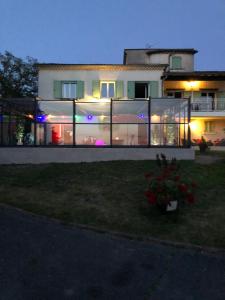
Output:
[{"xmin": 37, "ymin": 64, "xmax": 168, "ymax": 71}]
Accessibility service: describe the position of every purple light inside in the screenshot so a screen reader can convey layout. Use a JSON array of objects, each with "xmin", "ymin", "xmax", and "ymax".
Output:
[
  {"xmin": 138, "ymin": 113, "xmax": 145, "ymax": 119},
  {"xmin": 87, "ymin": 114, "xmax": 93, "ymax": 120},
  {"xmin": 95, "ymin": 139, "xmax": 105, "ymax": 146}
]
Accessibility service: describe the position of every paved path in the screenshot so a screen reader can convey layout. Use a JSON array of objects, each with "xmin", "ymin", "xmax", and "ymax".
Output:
[{"xmin": 0, "ymin": 205, "xmax": 225, "ymax": 300}]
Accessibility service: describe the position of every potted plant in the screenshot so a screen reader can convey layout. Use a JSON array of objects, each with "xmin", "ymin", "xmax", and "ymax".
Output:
[
  {"xmin": 144, "ymin": 154, "xmax": 197, "ymax": 213},
  {"xmin": 198, "ymin": 136, "xmax": 209, "ymax": 153}
]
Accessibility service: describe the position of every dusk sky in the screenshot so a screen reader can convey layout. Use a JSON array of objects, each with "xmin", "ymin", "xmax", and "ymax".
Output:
[{"xmin": 0, "ymin": 0, "xmax": 225, "ymax": 70}]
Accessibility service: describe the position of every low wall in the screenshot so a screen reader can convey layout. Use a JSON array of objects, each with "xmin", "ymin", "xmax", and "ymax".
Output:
[{"xmin": 0, "ymin": 148, "xmax": 195, "ymax": 164}]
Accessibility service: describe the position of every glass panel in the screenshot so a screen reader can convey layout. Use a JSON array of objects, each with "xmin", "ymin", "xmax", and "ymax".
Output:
[
  {"xmin": 151, "ymin": 124, "xmax": 179, "ymax": 146},
  {"xmin": 36, "ymin": 123, "xmax": 73, "ymax": 145},
  {"xmin": 37, "ymin": 101, "xmax": 73, "ymax": 123},
  {"xmin": 75, "ymin": 102, "xmax": 110, "ymax": 123},
  {"xmin": 112, "ymin": 124, "xmax": 148, "ymax": 145},
  {"xmin": 112, "ymin": 101, "xmax": 148, "ymax": 123},
  {"xmin": 108, "ymin": 83, "xmax": 115, "ymax": 98},
  {"xmin": 101, "ymin": 83, "xmax": 107, "ymax": 98},
  {"xmin": 2, "ymin": 116, "xmax": 35, "ymax": 146},
  {"xmin": 151, "ymin": 98, "xmax": 188, "ymax": 124},
  {"xmin": 76, "ymin": 124, "xmax": 110, "ymax": 146}
]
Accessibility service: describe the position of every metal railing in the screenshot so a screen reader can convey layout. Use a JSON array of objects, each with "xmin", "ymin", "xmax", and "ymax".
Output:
[{"xmin": 191, "ymin": 98, "xmax": 225, "ymax": 112}]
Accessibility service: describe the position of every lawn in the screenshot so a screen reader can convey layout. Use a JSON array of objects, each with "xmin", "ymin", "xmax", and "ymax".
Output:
[{"xmin": 0, "ymin": 153, "xmax": 225, "ymax": 249}]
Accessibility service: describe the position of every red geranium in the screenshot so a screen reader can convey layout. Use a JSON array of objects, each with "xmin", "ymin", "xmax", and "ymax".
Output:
[
  {"xmin": 178, "ymin": 183, "xmax": 188, "ymax": 193},
  {"xmin": 186, "ymin": 193, "xmax": 195, "ymax": 204},
  {"xmin": 145, "ymin": 191, "xmax": 157, "ymax": 204}
]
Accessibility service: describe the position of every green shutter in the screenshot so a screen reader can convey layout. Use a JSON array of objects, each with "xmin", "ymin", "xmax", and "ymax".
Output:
[
  {"xmin": 115, "ymin": 81, "xmax": 124, "ymax": 98},
  {"xmin": 149, "ymin": 81, "xmax": 159, "ymax": 98},
  {"xmin": 92, "ymin": 80, "xmax": 100, "ymax": 98},
  {"xmin": 53, "ymin": 81, "xmax": 62, "ymax": 98},
  {"xmin": 76, "ymin": 81, "xmax": 84, "ymax": 99},
  {"xmin": 172, "ymin": 56, "xmax": 182, "ymax": 69},
  {"xmin": 127, "ymin": 81, "xmax": 135, "ymax": 99}
]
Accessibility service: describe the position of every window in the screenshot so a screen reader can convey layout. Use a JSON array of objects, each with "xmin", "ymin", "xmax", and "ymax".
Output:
[
  {"xmin": 205, "ymin": 121, "xmax": 215, "ymax": 133},
  {"xmin": 171, "ymin": 56, "xmax": 182, "ymax": 69},
  {"xmin": 100, "ymin": 82, "xmax": 115, "ymax": 98},
  {"xmin": 135, "ymin": 82, "xmax": 148, "ymax": 98},
  {"xmin": 167, "ymin": 91, "xmax": 182, "ymax": 98},
  {"xmin": 62, "ymin": 82, "xmax": 77, "ymax": 98}
]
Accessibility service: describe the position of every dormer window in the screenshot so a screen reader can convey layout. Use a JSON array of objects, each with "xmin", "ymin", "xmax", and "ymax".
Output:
[{"xmin": 171, "ymin": 56, "xmax": 182, "ymax": 70}]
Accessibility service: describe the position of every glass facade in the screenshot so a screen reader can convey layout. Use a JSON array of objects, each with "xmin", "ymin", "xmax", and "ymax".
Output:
[{"xmin": 0, "ymin": 98, "xmax": 190, "ymax": 147}]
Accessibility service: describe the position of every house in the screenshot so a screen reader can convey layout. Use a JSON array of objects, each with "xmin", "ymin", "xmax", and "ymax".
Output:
[
  {"xmin": 37, "ymin": 55, "xmax": 190, "ymax": 147},
  {"xmin": 124, "ymin": 48, "xmax": 225, "ymax": 146},
  {"xmin": 3, "ymin": 47, "xmax": 224, "ymax": 149}
]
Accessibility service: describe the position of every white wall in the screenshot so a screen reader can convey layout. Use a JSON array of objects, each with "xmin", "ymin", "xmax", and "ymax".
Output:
[
  {"xmin": 0, "ymin": 148, "xmax": 195, "ymax": 164},
  {"xmin": 149, "ymin": 53, "xmax": 194, "ymax": 72},
  {"xmin": 38, "ymin": 69, "xmax": 163, "ymax": 100}
]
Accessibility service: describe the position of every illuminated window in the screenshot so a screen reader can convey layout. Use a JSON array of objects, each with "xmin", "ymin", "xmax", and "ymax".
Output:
[
  {"xmin": 62, "ymin": 82, "xmax": 77, "ymax": 98},
  {"xmin": 205, "ymin": 121, "xmax": 215, "ymax": 133},
  {"xmin": 100, "ymin": 82, "xmax": 115, "ymax": 98},
  {"xmin": 167, "ymin": 91, "xmax": 182, "ymax": 98}
]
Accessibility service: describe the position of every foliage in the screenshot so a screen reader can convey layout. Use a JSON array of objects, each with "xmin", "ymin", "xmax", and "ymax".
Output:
[
  {"xmin": 0, "ymin": 51, "xmax": 38, "ymax": 98},
  {"xmin": 145, "ymin": 154, "xmax": 197, "ymax": 211}
]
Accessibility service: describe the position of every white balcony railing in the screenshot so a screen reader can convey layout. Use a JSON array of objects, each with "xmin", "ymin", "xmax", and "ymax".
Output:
[{"xmin": 191, "ymin": 98, "xmax": 225, "ymax": 112}]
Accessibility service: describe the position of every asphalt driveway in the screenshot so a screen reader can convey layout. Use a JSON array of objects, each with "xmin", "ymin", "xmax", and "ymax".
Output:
[{"xmin": 0, "ymin": 205, "xmax": 225, "ymax": 300}]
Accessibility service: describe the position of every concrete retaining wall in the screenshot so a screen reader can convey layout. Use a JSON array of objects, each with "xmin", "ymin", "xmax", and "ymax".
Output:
[{"xmin": 0, "ymin": 148, "xmax": 195, "ymax": 164}]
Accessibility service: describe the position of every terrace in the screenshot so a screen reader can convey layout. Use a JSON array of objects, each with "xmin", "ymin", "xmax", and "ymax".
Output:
[{"xmin": 0, "ymin": 98, "xmax": 190, "ymax": 148}]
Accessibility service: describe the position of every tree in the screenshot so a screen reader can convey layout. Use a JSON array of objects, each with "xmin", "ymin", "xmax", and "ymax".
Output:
[{"xmin": 0, "ymin": 51, "xmax": 38, "ymax": 98}]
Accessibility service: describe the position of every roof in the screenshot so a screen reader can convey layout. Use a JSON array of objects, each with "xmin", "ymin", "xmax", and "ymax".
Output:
[
  {"xmin": 163, "ymin": 71, "xmax": 225, "ymax": 81},
  {"xmin": 37, "ymin": 63, "xmax": 168, "ymax": 71},
  {"xmin": 124, "ymin": 48, "xmax": 198, "ymax": 54}
]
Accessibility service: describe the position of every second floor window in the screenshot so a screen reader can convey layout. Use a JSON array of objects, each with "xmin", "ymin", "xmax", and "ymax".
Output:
[
  {"xmin": 62, "ymin": 82, "xmax": 77, "ymax": 98},
  {"xmin": 171, "ymin": 56, "xmax": 182, "ymax": 69},
  {"xmin": 101, "ymin": 82, "xmax": 115, "ymax": 98}
]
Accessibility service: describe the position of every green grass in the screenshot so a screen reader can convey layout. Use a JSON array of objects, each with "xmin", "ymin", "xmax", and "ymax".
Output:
[{"xmin": 0, "ymin": 155, "xmax": 225, "ymax": 248}]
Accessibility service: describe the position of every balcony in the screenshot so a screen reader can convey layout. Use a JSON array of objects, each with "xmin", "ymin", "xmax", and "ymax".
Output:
[{"xmin": 191, "ymin": 98, "xmax": 225, "ymax": 117}]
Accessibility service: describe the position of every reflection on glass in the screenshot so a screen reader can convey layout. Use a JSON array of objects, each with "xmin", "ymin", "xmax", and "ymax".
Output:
[
  {"xmin": 76, "ymin": 102, "xmax": 110, "ymax": 123},
  {"xmin": 112, "ymin": 124, "xmax": 148, "ymax": 145},
  {"xmin": 36, "ymin": 123, "xmax": 73, "ymax": 145},
  {"xmin": 76, "ymin": 124, "xmax": 110, "ymax": 146},
  {"xmin": 37, "ymin": 101, "xmax": 73, "ymax": 123},
  {"xmin": 112, "ymin": 101, "xmax": 148, "ymax": 123},
  {"xmin": 151, "ymin": 98, "xmax": 188, "ymax": 124},
  {"xmin": 151, "ymin": 124, "xmax": 179, "ymax": 146}
]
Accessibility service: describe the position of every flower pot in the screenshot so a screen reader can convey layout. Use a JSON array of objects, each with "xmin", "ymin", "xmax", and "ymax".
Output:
[{"xmin": 166, "ymin": 200, "xmax": 178, "ymax": 212}]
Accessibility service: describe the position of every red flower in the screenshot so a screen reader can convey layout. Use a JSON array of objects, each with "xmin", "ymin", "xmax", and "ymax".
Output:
[
  {"xmin": 145, "ymin": 191, "xmax": 157, "ymax": 204},
  {"xmin": 174, "ymin": 175, "xmax": 180, "ymax": 182},
  {"xmin": 186, "ymin": 193, "xmax": 195, "ymax": 204},
  {"xmin": 191, "ymin": 181, "xmax": 197, "ymax": 188},
  {"xmin": 144, "ymin": 172, "xmax": 153, "ymax": 179},
  {"xmin": 178, "ymin": 183, "xmax": 188, "ymax": 193}
]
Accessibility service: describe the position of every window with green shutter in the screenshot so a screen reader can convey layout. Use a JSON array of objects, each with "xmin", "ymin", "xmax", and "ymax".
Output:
[
  {"xmin": 149, "ymin": 81, "xmax": 159, "ymax": 98},
  {"xmin": 92, "ymin": 80, "xmax": 100, "ymax": 98},
  {"xmin": 53, "ymin": 81, "xmax": 62, "ymax": 98},
  {"xmin": 171, "ymin": 56, "xmax": 182, "ymax": 69},
  {"xmin": 115, "ymin": 81, "xmax": 124, "ymax": 98},
  {"xmin": 127, "ymin": 81, "xmax": 135, "ymax": 99}
]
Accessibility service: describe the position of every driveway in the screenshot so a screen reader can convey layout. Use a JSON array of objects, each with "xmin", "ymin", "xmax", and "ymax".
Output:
[{"xmin": 0, "ymin": 205, "xmax": 225, "ymax": 300}]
